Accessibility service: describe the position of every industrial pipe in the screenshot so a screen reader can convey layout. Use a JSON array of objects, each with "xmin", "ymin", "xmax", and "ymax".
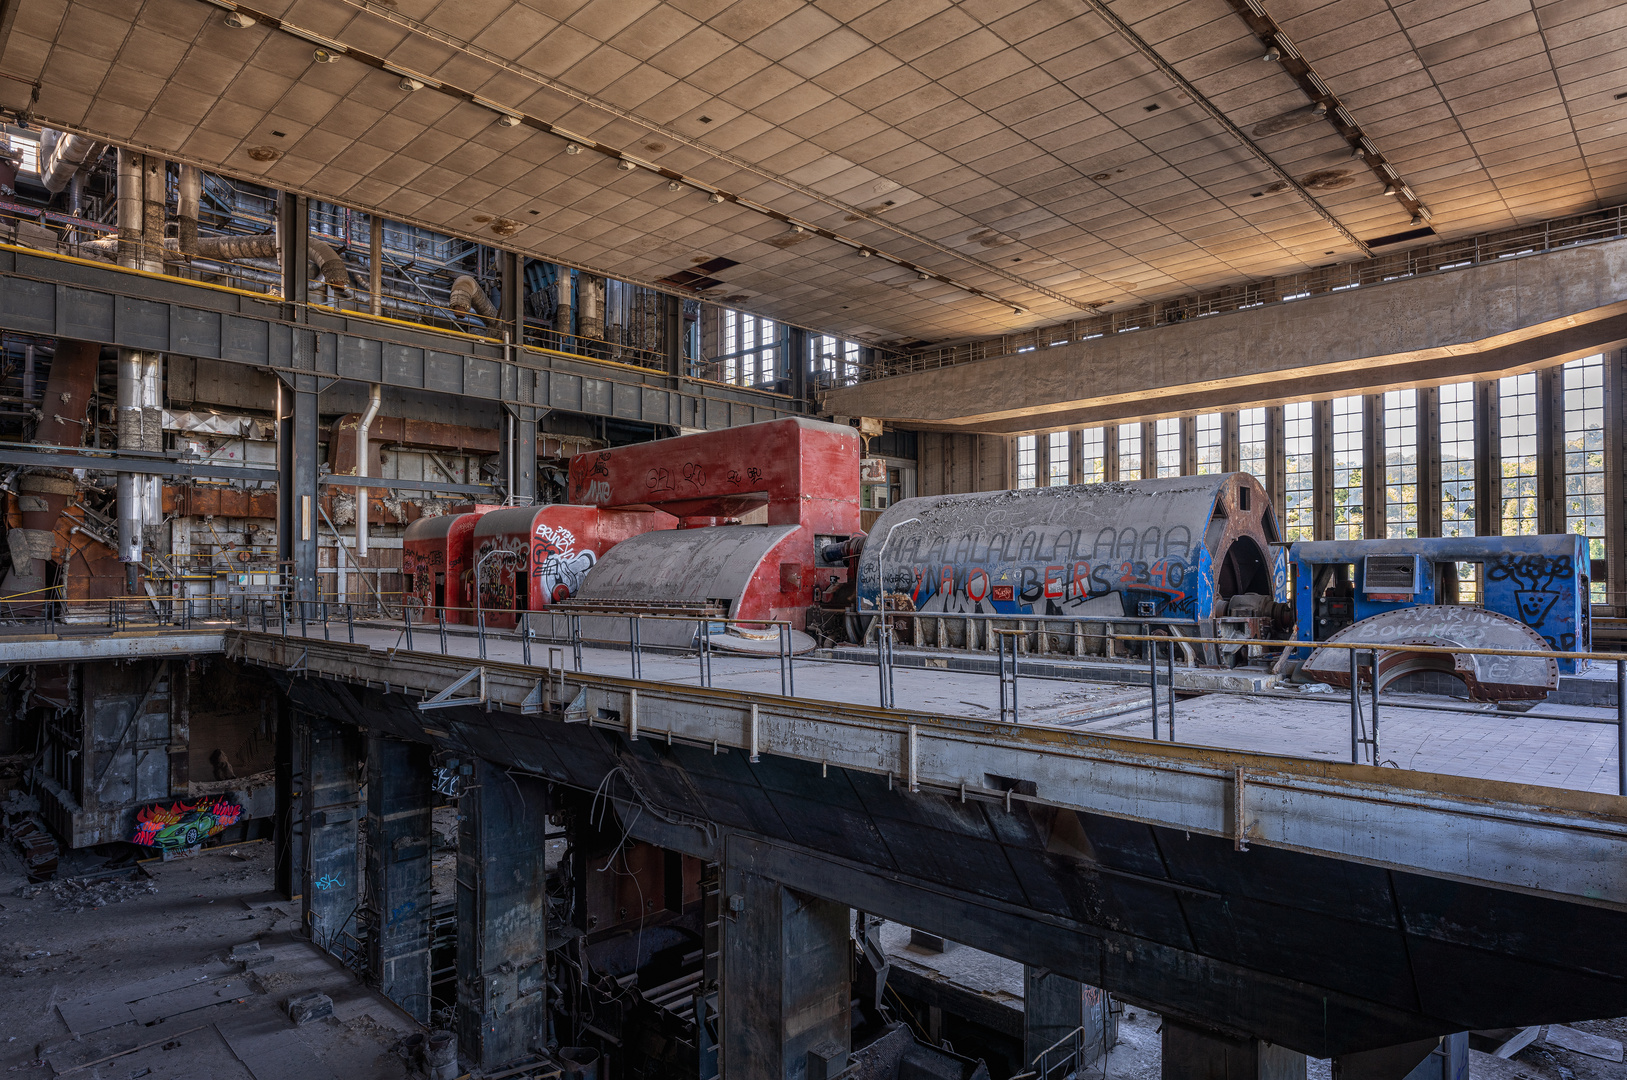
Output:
[
  {"xmin": 116, "ymin": 348, "xmax": 143, "ymax": 563},
  {"xmin": 83, "ymin": 232, "xmax": 357, "ymax": 295},
  {"xmin": 369, "ymin": 215, "xmax": 382, "ymax": 317},
  {"xmin": 39, "ymin": 130, "xmax": 101, "ymax": 194},
  {"xmin": 449, "ymin": 275, "xmax": 498, "ymax": 320},
  {"xmin": 356, "ymin": 383, "xmax": 381, "ymax": 557},
  {"xmin": 176, "ymin": 164, "xmax": 201, "ymax": 258}
]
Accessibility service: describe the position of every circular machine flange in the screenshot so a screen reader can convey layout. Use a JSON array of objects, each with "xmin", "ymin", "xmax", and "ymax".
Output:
[
  {"xmin": 1301, "ymin": 604, "xmax": 1559, "ymax": 701},
  {"xmin": 706, "ymin": 627, "xmax": 819, "ymax": 655}
]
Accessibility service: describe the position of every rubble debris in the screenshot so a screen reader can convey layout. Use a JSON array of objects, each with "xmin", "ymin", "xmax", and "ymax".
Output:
[
  {"xmin": 12, "ymin": 873, "xmax": 157, "ymax": 912},
  {"xmin": 2, "ymin": 790, "xmax": 58, "ymax": 881},
  {"xmin": 284, "ymin": 991, "xmax": 333, "ymax": 1025},
  {"xmin": 1543, "ymin": 1025, "xmax": 1624, "ymax": 1062},
  {"xmin": 229, "ymin": 941, "xmax": 273, "ymax": 970}
]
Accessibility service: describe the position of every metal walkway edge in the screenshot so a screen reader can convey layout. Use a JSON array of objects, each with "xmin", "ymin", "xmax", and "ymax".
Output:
[{"xmin": 229, "ymin": 629, "xmax": 1627, "ymax": 913}]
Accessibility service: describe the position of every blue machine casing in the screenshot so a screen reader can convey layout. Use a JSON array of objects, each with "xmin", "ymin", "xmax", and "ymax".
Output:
[{"xmin": 1289, "ymin": 535, "xmax": 1591, "ymax": 670}]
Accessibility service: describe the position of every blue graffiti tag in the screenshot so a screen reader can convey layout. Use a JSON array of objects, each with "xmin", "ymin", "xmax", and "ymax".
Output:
[
  {"xmin": 389, "ymin": 899, "xmax": 418, "ymax": 926},
  {"xmin": 312, "ymin": 874, "xmax": 345, "ymax": 891}
]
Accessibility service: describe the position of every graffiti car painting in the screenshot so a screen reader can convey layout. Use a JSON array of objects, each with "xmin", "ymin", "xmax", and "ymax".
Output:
[{"xmin": 131, "ymin": 797, "xmax": 243, "ymax": 851}]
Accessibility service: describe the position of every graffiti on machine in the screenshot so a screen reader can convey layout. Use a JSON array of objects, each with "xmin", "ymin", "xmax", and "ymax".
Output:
[
  {"xmin": 533, "ymin": 523, "xmax": 595, "ymax": 604},
  {"xmin": 131, "ymin": 797, "xmax": 243, "ymax": 851}
]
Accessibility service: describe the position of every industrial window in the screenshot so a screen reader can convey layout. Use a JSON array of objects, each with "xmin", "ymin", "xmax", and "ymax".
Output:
[
  {"xmin": 1118, "ymin": 423, "xmax": 1142, "ymax": 481},
  {"xmin": 1383, "ymin": 389, "xmax": 1418, "ymax": 539},
  {"xmin": 6, "ymin": 134, "xmax": 38, "ymax": 174},
  {"xmin": 1440, "ymin": 382, "xmax": 1476, "ymax": 538},
  {"xmin": 720, "ymin": 309, "xmax": 778, "ymax": 388},
  {"xmin": 1238, "ymin": 407, "xmax": 1267, "ymax": 485},
  {"xmin": 1563, "ymin": 354, "xmax": 1606, "ymax": 602},
  {"xmin": 1283, "ymin": 403, "xmax": 1314, "ymax": 541},
  {"xmin": 1016, "ymin": 435, "xmax": 1037, "ymax": 489},
  {"xmin": 1195, "ymin": 413, "xmax": 1222, "ymax": 474},
  {"xmin": 1048, "ymin": 431, "xmax": 1069, "ymax": 486},
  {"xmin": 1498, "ymin": 373, "xmax": 1539, "ymax": 536},
  {"xmin": 814, "ymin": 334, "xmax": 860, "ymax": 387},
  {"xmin": 1331, "ymin": 397, "xmax": 1364, "ymax": 540},
  {"xmin": 1079, "ymin": 427, "xmax": 1105, "ymax": 485},
  {"xmin": 1154, "ymin": 418, "xmax": 1181, "ymax": 477}
]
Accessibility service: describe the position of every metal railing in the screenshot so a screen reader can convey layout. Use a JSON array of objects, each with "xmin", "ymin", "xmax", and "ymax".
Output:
[
  {"xmin": 859, "ymin": 203, "xmax": 1627, "ymax": 382},
  {"xmin": 251, "ymin": 600, "xmax": 802, "ymax": 698}
]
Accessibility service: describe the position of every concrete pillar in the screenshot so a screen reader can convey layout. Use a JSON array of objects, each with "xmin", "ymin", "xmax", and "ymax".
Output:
[
  {"xmin": 721, "ymin": 869, "xmax": 850, "ymax": 1079},
  {"xmin": 787, "ymin": 325, "xmax": 809, "ymax": 402},
  {"xmin": 1024, "ymin": 967, "xmax": 1108, "ymax": 1071},
  {"xmin": 1539, "ymin": 366, "xmax": 1564, "ymax": 535},
  {"xmin": 578, "ymin": 274, "xmax": 605, "ymax": 340},
  {"xmin": 1180, "ymin": 415, "xmax": 1197, "ymax": 476},
  {"xmin": 553, "ymin": 265, "xmax": 573, "ymax": 339},
  {"xmin": 302, "ymin": 714, "xmax": 361, "ymax": 958},
  {"xmin": 1364, "ymin": 394, "xmax": 1384, "ymax": 539},
  {"xmin": 1313, "ymin": 399, "xmax": 1332, "ymax": 541},
  {"xmin": 662, "ymin": 292, "xmax": 682, "ymax": 378},
  {"xmin": 1162, "ymin": 1019, "xmax": 1306, "ymax": 1080},
  {"xmin": 1265, "ymin": 405, "xmax": 1285, "ymax": 526},
  {"xmin": 1419, "ymin": 386, "xmax": 1442, "ymax": 537},
  {"xmin": 1606, "ymin": 348, "xmax": 1625, "ymax": 613},
  {"xmin": 366, "ymin": 735, "xmax": 434, "ymax": 1023},
  {"xmin": 501, "ymin": 250, "xmax": 523, "ymax": 346},
  {"xmin": 1333, "ymin": 1034, "xmax": 1467, "ymax": 1080},
  {"xmin": 457, "ymin": 761, "xmax": 550, "ymax": 1069},
  {"xmin": 1475, "ymin": 379, "xmax": 1499, "ymax": 536},
  {"xmin": 1222, "ymin": 411, "xmax": 1240, "ymax": 473}
]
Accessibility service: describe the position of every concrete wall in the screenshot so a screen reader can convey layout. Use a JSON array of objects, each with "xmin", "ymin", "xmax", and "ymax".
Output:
[
  {"xmin": 918, "ymin": 432, "xmax": 1009, "ymax": 495},
  {"xmin": 824, "ymin": 238, "xmax": 1627, "ymax": 434}
]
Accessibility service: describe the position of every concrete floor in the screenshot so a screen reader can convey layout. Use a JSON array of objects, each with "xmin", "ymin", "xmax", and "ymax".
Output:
[
  {"xmin": 0, "ymin": 840, "xmax": 415, "ymax": 1080},
  {"xmin": 340, "ymin": 622, "xmax": 1622, "ymax": 795}
]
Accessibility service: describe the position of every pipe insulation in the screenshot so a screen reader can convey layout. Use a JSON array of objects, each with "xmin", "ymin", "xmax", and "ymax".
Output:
[
  {"xmin": 176, "ymin": 164, "xmax": 201, "ymax": 258},
  {"xmin": 449, "ymin": 275, "xmax": 498, "ymax": 319},
  {"xmin": 39, "ymin": 130, "xmax": 102, "ymax": 194},
  {"xmin": 356, "ymin": 383, "xmax": 381, "ymax": 558},
  {"xmin": 83, "ymin": 232, "xmax": 359, "ymax": 295}
]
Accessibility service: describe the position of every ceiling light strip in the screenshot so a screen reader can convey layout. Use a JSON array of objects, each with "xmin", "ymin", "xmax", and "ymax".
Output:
[
  {"xmin": 206, "ymin": 0, "xmax": 1033, "ymax": 316},
  {"xmin": 1222, "ymin": 0, "xmax": 1428, "ymax": 224},
  {"xmin": 305, "ymin": 0, "xmax": 1101, "ymax": 312},
  {"xmin": 1084, "ymin": 0, "xmax": 1370, "ymax": 256}
]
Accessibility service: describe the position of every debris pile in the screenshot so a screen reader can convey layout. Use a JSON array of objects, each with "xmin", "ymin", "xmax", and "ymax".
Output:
[
  {"xmin": 13, "ymin": 872, "xmax": 157, "ymax": 912},
  {"xmin": 1, "ymin": 790, "xmax": 58, "ymax": 881}
]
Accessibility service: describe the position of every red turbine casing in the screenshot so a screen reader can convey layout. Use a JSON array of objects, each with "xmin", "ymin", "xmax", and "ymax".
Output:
[
  {"xmin": 471, "ymin": 504, "xmax": 675, "ymax": 629},
  {"xmin": 566, "ymin": 418, "xmax": 861, "ymax": 629},
  {"xmin": 402, "ymin": 504, "xmax": 503, "ymax": 624}
]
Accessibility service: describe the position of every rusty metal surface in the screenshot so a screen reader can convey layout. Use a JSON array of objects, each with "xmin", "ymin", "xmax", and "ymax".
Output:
[
  {"xmin": 566, "ymin": 417, "xmax": 862, "ymax": 628},
  {"xmin": 572, "ymin": 524, "xmax": 801, "ymax": 648},
  {"xmin": 858, "ymin": 473, "xmax": 1281, "ymax": 621},
  {"xmin": 1302, "ymin": 605, "xmax": 1559, "ymax": 700}
]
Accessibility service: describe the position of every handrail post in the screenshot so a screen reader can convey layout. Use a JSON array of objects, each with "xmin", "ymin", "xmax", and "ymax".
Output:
[
  {"xmin": 346, "ymin": 601, "xmax": 354, "ymax": 644},
  {"xmin": 439, "ymin": 608, "xmax": 447, "ymax": 655},
  {"xmin": 1349, "ymin": 647, "xmax": 1360, "ymax": 764},
  {"xmin": 571, "ymin": 614, "xmax": 582, "ymax": 671},
  {"xmin": 1618, "ymin": 658, "xmax": 1625, "ymax": 797},
  {"xmin": 477, "ymin": 611, "xmax": 486, "ymax": 660},
  {"xmin": 629, "ymin": 616, "xmax": 641, "ymax": 679},
  {"xmin": 1166, "ymin": 635, "xmax": 1175, "ymax": 739},
  {"xmin": 1370, "ymin": 648, "xmax": 1381, "ymax": 760},
  {"xmin": 403, "ymin": 604, "xmax": 413, "ymax": 651},
  {"xmin": 522, "ymin": 613, "xmax": 532, "ymax": 667},
  {"xmin": 1147, "ymin": 624, "xmax": 1158, "ymax": 739}
]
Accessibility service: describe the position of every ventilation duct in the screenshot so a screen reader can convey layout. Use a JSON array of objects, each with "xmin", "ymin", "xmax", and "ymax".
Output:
[
  {"xmin": 84, "ymin": 232, "xmax": 358, "ymax": 295},
  {"xmin": 449, "ymin": 275, "xmax": 498, "ymax": 319},
  {"xmin": 39, "ymin": 130, "xmax": 103, "ymax": 194}
]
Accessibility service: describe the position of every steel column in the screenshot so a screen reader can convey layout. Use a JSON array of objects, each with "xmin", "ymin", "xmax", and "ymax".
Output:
[
  {"xmin": 366, "ymin": 734, "xmax": 434, "ymax": 1023},
  {"xmin": 302, "ymin": 713, "xmax": 362, "ymax": 960},
  {"xmin": 456, "ymin": 760, "xmax": 550, "ymax": 1069},
  {"xmin": 720, "ymin": 864, "xmax": 850, "ymax": 1079},
  {"xmin": 278, "ymin": 374, "xmax": 320, "ymax": 602}
]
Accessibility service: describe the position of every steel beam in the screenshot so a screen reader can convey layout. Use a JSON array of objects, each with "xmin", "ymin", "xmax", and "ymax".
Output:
[
  {"xmin": 232, "ymin": 632, "xmax": 1627, "ymax": 913},
  {"xmin": 0, "ymin": 245, "xmax": 797, "ymax": 427}
]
